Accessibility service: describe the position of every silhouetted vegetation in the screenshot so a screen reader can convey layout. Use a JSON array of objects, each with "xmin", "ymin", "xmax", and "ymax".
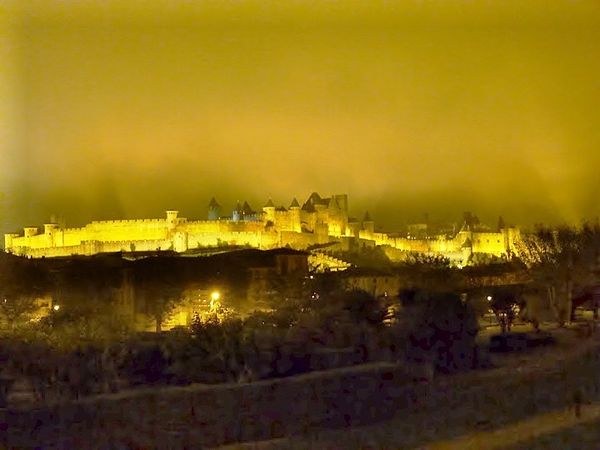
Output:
[
  {"xmin": 398, "ymin": 289, "xmax": 480, "ymax": 373},
  {"xmin": 0, "ymin": 253, "xmax": 51, "ymax": 329},
  {"xmin": 516, "ymin": 223, "xmax": 600, "ymax": 325},
  {"xmin": 487, "ymin": 285, "xmax": 525, "ymax": 333}
]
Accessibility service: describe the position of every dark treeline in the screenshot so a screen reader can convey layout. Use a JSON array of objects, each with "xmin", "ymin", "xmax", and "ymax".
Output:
[{"xmin": 0, "ymin": 249, "xmax": 307, "ymax": 328}]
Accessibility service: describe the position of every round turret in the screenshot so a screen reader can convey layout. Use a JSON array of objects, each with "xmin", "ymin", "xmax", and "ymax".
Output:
[
  {"xmin": 43, "ymin": 224, "xmax": 57, "ymax": 247},
  {"xmin": 232, "ymin": 201, "xmax": 242, "ymax": 222},
  {"xmin": 263, "ymin": 199, "xmax": 276, "ymax": 223}
]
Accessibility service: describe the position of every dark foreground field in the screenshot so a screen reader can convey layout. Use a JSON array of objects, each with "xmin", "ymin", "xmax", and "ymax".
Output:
[
  {"xmin": 218, "ymin": 326, "xmax": 600, "ymax": 450},
  {"xmin": 1, "ymin": 325, "xmax": 599, "ymax": 448}
]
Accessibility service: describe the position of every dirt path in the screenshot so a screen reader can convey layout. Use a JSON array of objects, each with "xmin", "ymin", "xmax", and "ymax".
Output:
[{"xmin": 427, "ymin": 402, "xmax": 600, "ymax": 450}]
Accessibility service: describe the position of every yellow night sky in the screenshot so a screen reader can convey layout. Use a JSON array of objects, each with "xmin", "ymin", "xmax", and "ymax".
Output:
[{"xmin": 1, "ymin": 1, "xmax": 599, "ymax": 233}]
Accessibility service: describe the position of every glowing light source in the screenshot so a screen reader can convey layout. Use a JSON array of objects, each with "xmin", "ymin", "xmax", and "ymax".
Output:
[
  {"xmin": 209, "ymin": 291, "xmax": 222, "ymax": 312},
  {"xmin": 53, "ymin": 304, "xmax": 61, "ymax": 311},
  {"xmin": 487, "ymin": 295, "xmax": 493, "ymax": 301}
]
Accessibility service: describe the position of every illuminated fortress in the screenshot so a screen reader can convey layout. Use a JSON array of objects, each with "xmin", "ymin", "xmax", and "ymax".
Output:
[{"xmin": 4, "ymin": 192, "xmax": 520, "ymax": 265}]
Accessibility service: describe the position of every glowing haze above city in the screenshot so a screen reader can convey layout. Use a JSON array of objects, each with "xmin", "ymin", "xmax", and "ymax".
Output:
[{"xmin": 1, "ymin": 1, "xmax": 599, "ymax": 235}]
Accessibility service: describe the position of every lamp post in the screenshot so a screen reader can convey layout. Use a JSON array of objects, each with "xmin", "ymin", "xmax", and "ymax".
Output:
[{"xmin": 209, "ymin": 291, "xmax": 221, "ymax": 312}]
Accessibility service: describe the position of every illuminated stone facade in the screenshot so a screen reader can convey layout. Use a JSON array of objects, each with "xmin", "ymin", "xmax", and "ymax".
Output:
[{"xmin": 4, "ymin": 192, "xmax": 520, "ymax": 265}]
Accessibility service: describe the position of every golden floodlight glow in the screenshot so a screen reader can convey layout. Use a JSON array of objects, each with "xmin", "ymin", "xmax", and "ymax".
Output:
[{"xmin": 209, "ymin": 291, "xmax": 221, "ymax": 312}]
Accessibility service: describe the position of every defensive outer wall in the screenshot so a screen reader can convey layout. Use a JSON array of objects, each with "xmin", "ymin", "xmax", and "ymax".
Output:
[{"xmin": 4, "ymin": 193, "xmax": 521, "ymax": 264}]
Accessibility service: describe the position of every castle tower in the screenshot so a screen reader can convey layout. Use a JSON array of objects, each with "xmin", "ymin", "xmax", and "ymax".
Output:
[
  {"xmin": 23, "ymin": 227, "xmax": 38, "ymax": 238},
  {"xmin": 242, "ymin": 201, "xmax": 256, "ymax": 221},
  {"xmin": 362, "ymin": 211, "xmax": 375, "ymax": 234},
  {"xmin": 333, "ymin": 194, "xmax": 348, "ymax": 213},
  {"xmin": 326, "ymin": 197, "xmax": 342, "ymax": 235},
  {"xmin": 4, "ymin": 233, "xmax": 18, "ymax": 250},
  {"xmin": 208, "ymin": 197, "xmax": 221, "ymax": 221},
  {"xmin": 289, "ymin": 198, "xmax": 301, "ymax": 232},
  {"xmin": 263, "ymin": 199, "xmax": 275, "ymax": 224},
  {"xmin": 166, "ymin": 210, "xmax": 179, "ymax": 230},
  {"xmin": 44, "ymin": 223, "xmax": 57, "ymax": 247},
  {"xmin": 232, "ymin": 201, "xmax": 242, "ymax": 222},
  {"xmin": 347, "ymin": 218, "xmax": 361, "ymax": 238}
]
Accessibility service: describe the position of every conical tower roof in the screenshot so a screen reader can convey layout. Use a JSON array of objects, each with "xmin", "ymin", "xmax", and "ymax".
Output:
[
  {"xmin": 289, "ymin": 198, "xmax": 300, "ymax": 208},
  {"xmin": 208, "ymin": 197, "xmax": 220, "ymax": 208},
  {"xmin": 363, "ymin": 211, "xmax": 372, "ymax": 222},
  {"xmin": 308, "ymin": 192, "xmax": 322, "ymax": 203},
  {"xmin": 264, "ymin": 199, "xmax": 275, "ymax": 208}
]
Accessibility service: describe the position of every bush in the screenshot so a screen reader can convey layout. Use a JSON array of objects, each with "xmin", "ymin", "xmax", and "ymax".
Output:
[
  {"xmin": 399, "ymin": 289, "xmax": 480, "ymax": 374},
  {"xmin": 119, "ymin": 341, "xmax": 169, "ymax": 386}
]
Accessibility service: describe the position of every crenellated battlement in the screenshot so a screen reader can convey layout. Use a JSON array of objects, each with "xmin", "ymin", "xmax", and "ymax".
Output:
[{"xmin": 90, "ymin": 218, "xmax": 167, "ymax": 225}]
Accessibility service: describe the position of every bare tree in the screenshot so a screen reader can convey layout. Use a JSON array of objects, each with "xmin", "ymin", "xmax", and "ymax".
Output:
[
  {"xmin": 140, "ymin": 281, "xmax": 184, "ymax": 332},
  {"xmin": 134, "ymin": 259, "xmax": 186, "ymax": 332},
  {"xmin": 486, "ymin": 286, "xmax": 523, "ymax": 333},
  {"xmin": 515, "ymin": 224, "xmax": 600, "ymax": 325}
]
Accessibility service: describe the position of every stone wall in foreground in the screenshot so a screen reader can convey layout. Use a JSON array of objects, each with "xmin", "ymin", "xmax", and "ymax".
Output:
[
  {"xmin": 1, "ymin": 362, "xmax": 418, "ymax": 448},
  {"xmin": 1, "ymin": 343, "xmax": 599, "ymax": 448}
]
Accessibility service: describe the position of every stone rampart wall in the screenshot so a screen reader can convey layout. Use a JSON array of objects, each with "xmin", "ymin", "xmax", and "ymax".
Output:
[
  {"xmin": 185, "ymin": 220, "xmax": 264, "ymax": 234},
  {"xmin": 14, "ymin": 245, "xmax": 83, "ymax": 258},
  {"xmin": 279, "ymin": 231, "xmax": 318, "ymax": 249},
  {"xmin": 187, "ymin": 231, "xmax": 279, "ymax": 250},
  {"xmin": 471, "ymin": 231, "xmax": 507, "ymax": 256},
  {"xmin": 85, "ymin": 220, "xmax": 169, "ymax": 242},
  {"xmin": 9, "ymin": 233, "xmax": 49, "ymax": 250}
]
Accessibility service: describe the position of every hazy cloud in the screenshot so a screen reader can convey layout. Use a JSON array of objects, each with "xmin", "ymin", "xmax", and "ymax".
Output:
[{"xmin": 1, "ymin": 1, "xmax": 599, "ymax": 234}]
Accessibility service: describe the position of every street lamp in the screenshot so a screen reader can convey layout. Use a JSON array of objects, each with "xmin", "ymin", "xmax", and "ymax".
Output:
[{"xmin": 209, "ymin": 291, "xmax": 221, "ymax": 312}]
